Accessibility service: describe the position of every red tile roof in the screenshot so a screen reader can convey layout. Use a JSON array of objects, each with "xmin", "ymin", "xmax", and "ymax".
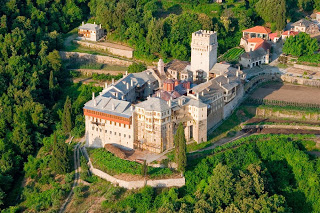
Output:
[
  {"xmin": 269, "ymin": 33, "xmax": 280, "ymax": 40},
  {"xmin": 243, "ymin": 26, "xmax": 272, "ymax": 34},
  {"xmin": 282, "ymin": 31, "xmax": 299, "ymax": 37}
]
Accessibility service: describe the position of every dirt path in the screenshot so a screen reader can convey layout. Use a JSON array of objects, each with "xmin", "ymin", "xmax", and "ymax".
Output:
[
  {"xmin": 59, "ymin": 143, "xmax": 81, "ymax": 213},
  {"xmin": 64, "ymin": 34, "xmax": 77, "ymax": 48}
]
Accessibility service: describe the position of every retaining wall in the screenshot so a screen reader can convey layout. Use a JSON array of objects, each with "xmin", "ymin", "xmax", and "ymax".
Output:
[
  {"xmin": 73, "ymin": 40, "xmax": 134, "ymax": 58},
  {"xmin": 243, "ymin": 124, "xmax": 320, "ymax": 131},
  {"xmin": 281, "ymin": 75, "xmax": 320, "ymax": 88},
  {"xmin": 70, "ymin": 69, "xmax": 126, "ymax": 76},
  {"xmin": 59, "ymin": 51, "xmax": 133, "ymax": 66},
  {"xmin": 293, "ymin": 64, "xmax": 320, "ymax": 72},
  {"xmin": 256, "ymin": 108, "xmax": 320, "ymax": 121},
  {"xmin": 82, "ymin": 147, "xmax": 185, "ymax": 189}
]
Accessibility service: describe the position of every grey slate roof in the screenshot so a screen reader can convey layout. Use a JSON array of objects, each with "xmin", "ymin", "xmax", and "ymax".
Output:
[
  {"xmin": 84, "ymin": 96, "xmax": 133, "ymax": 118},
  {"xmin": 241, "ymin": 48, "xmax": 267, "ymax": 60},
  {"xmin": 292, "ymin": 19, "xmax": 314, "ymax": 28},
  {"xmin": 135, "ymin": 97, "xmax": 170, "ymax": 112},
  {"xmin": 101, "ymin": 71, "xmax": 158, "ymax": 100},
  {"xmin": 79, "ymin": 23, "xmax": 101, "ymax": 31}
]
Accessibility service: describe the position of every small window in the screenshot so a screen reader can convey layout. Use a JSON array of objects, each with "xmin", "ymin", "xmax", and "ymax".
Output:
[
  {"xmin": 129, "ymin": 135, "xmax": 131, "ymax": 139},
  {"xmin": 110, "ymin": 131, "xmax": 112, "ymax": 134},
  {"xmin": 124, "ymin": 134, "xmax": 126, "ymax": 137},
  {"xmin": 119, "ymin": 133, "xmax": 121, "ymax": 136},
  {"xmin": 114, "ymin": 132, "xmax": 116, "ymax": 135}
]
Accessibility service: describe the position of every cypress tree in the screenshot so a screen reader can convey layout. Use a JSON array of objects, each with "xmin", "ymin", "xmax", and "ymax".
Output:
[
  {"xmin": 51, "ymin": 133, "xmax": 70, "ymax": 174},
  {"xmin": 62, "ymin": 96, "xmax": 72, "ymax": 134},
  {"xmin": 174, "ymin": 123, "xmax": 187, "ymax": 173},
  {"xmin": 141, "ymin": 160, "xmax": 148, "ymax": 177}
]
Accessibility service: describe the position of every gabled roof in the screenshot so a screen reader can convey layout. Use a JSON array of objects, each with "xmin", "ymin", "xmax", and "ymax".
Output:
[
  {"xmin": 269, "ymin": 33, "xmax": 280, "ymax": 40},
  {"xmin": 282, "ymin": 30, "xmax": 299, "ymax": 36},
  {"xmin": 292, "ymin": 19, "xmax": 314, "ymax": 28},
  {"xmin": 243, "ymin": 26, "xmax": 272, "ymax": 34},
  {"xmin": 241, "ymin": 48, "xmax": 267, "ymax": 60},
  {"xmin": 135, "ymin": 97, "xmax": 170, "ymax": 112},
  {"xmin": 166, "ymin": 60, "xmax": 190, "ymax": 72},
  {"xmin": 84, "ymin": 97, "xmax": 133, "ymax": 118}
]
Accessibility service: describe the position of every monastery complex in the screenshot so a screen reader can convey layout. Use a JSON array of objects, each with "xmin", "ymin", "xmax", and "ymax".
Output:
[{"xmin": 84, "ymin": 30, "xmax": 246, "ymax": 153}]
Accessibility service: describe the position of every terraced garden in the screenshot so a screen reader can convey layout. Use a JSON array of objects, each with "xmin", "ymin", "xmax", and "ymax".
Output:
[{"xmin": 218, "ymin": 47, "xmax": 244, "ymax": 63}]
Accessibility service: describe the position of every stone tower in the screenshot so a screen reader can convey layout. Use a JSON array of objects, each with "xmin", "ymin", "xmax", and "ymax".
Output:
[
  {"xmin": 158, "ymin": 58, "xmax": 165, "ymax": 75},
  {"xmin": 190, "ymin": 30, "xmax": 218, "ymax": 80}
]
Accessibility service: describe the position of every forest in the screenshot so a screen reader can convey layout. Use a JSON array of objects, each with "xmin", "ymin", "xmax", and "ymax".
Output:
[
  {"xmin": 0, "ymin": 0, "xmax": 319, "ymax": 211},
  {"xmin": 102, "ymin": 134, "xmax": 320, "ymax": 212}
]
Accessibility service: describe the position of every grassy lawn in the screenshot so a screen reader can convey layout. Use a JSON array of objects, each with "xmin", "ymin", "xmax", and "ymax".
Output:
[
  {"xmin": 87, "ymin": 148, "xmax": 175, "ymax": 179},
  {"xmin": 65, "ymin": 60, "xmax": 128, "ymax": 71}
]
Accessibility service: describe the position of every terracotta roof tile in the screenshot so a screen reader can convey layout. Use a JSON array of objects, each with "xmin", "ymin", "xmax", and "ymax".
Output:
[{"xmin": 243, "ymin": 26, "xmax": 272, "ymax": 34}]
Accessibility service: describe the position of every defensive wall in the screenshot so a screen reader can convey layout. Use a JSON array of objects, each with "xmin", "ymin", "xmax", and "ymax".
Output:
[
  {"xmin": 59, "ymin": 51, "xmax": 133, "ymax": 66},
  {"xmin": 73, "ymin": 40, "xmax": 134, "ymax": 59},
  {"xmin": 81, "ymin": 146, "xmax": 185, "ymax": 189},
  {"xmin": 243, "ymin": 124, "xmax": 320, "ymax": 131}
]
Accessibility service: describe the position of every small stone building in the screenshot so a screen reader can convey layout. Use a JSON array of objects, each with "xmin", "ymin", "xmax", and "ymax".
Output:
[
  {"xmin": 292, "ymin": 19, "xmax": 319, "ymax": 35},
  {"xmin": 78, "ymin": 22, "xmax": 104, "ymax": 41}
]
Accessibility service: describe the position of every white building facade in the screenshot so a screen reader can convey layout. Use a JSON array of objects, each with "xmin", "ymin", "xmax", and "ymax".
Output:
[{"xmin": 191, "ymin": 30, "xmax": 218, "ymax": 81}]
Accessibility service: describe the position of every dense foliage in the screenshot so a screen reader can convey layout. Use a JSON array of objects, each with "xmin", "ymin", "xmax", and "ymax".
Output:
[
  {"xmin": 283, "ymin": 33, "xmax": 319, "ymax": 57},
  {"xmin": 128, "ymin": 62, "xmax": 147, "ymax": 73},
  {"xmin": 103, "ymin": 135, "xmax": 320, "ymax": 212}
]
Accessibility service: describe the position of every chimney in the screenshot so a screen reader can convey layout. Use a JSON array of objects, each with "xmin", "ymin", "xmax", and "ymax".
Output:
[
  {"xmin": 112, "ymin": 103, "xmax": 115, "ymax": 111},
  {"xmin": 105, "ymin": 82, "xmax": 108, "ymax": 88},
  {"xmin": 115, "ymin": 92, "xmax": 118, "ymax": 99},
  {"xmin": 227, "ymin": 79, "xmax": 230, "ymax": 84},
  {"xmin": 187, "ymin": 89, "xmax": 190, "ymax": 94},
  {"xmin": 219, "ymin": 82, "xmax": 222, "ymax": 86},
  {"xmin": 125, "ymin": 71, "xmax": 128, "ymax": 76},
  {"xmin": 82, "ymin": 21, "xmax": 84, "ymax": 26},
  {"xmin": 196, "ymin": 93, "xmax": 199, "ymax": 100},
  {"xmin": 92, "ymin": 92, "xmax": 95, "ymax": 100},
  {"xmin": 126, "ymin": 82, "xmax": 129, "ymax": 90},
  {"xmin": 168, "ymin": 100, "xmax": 172, "ymax": 107},
  {"xmin": 94, "ymin": 21, "xmax": 96, "ymax": 25},
  {"xmin": 236, "ymin": 71, "xmax": 239, "ymax": 77},
  {"xmin": 131, "ymin": 79, "xmax": 133, "ymax": 87},
  {"xmin": 201, "ymin": 91, "xmax": 204, "ymax": 96},
  {"xmin": 100, "ymin": 24, "xmax": 102, "ymax": 28},
  {"xmin": 112, "ymin": 78, "xmax": 115, "ymax": 85},
  {"xmin": 157, "ymin": 92, "xmax": 160, "ymax": 98},
  {"xmin": 130, "ymin": 105, "xmax": 134, "ymax": 111}
]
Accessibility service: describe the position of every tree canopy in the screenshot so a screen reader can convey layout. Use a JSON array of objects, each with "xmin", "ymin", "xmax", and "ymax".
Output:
[{"xmin": 283, "ymin": 33, "xmax": 319, "ymax": 57}]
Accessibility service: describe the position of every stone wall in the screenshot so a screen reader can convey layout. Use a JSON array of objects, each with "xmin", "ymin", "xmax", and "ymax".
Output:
[
  {"xmin": 293, "ymin": 64, "xmax": 320, "ymax": 72},
  {"xmin": 281, "ymin": 75, "xmax": 320, "ymax": 88},
  {"xmin": 70, "ymin": 69, "xmax": 126, "ymax": 76},
  {"xmin": 59, "ymin": 51, "xmax": 133, "ymax": 66},
  {"xmin": 82, "ymin": 147, "xmax": 185, "ymax": 189},
  {"xmin": 256, "ymin": 108, "xmax": 320, "ymax": 121},
  {"xmin": 73, "ymin": 40, "xmax": 134, "ymax": 58},
  {"xmin": 243, "ymin": 124, "xmax": 320, "ymax": 131}
]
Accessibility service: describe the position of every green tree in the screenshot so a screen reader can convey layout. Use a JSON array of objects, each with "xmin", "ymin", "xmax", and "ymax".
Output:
[
  {"xmin": 62, "ymin": 96, "xmax": 72, "ymax": 134},
  {"xmin": 50, "ymin": 133, "xmax": 70, "ymax": 174},
  {"xmin": 255, "ymin": 0, "xmax": 286, "ymax": 30},
  {"xmin": 174, "ymin": 123, "xmax": 187, "ymax": 173},
  {"xmin": 128, "ymin": 63, "xmax": 147, "ymax": 73},
  {"xmin": 283, "ymin": 33, "xmax": 319, "ymax": 57}
]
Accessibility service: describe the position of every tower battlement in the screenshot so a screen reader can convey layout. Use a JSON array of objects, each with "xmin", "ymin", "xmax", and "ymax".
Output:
[{"xmin": 192, "ymin": 30, "xmax": 216, "ymax": 37}]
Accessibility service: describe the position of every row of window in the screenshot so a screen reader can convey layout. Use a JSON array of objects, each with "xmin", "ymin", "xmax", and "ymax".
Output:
[{"xmin": 92, "ymin": 127, "xmax": 131, "ymax": 138}]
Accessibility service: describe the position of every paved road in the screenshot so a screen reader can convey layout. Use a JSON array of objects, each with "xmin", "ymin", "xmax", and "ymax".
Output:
[{"xmin": 59, "ymin": 143, "xmax": 81, "ymax": 213}]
